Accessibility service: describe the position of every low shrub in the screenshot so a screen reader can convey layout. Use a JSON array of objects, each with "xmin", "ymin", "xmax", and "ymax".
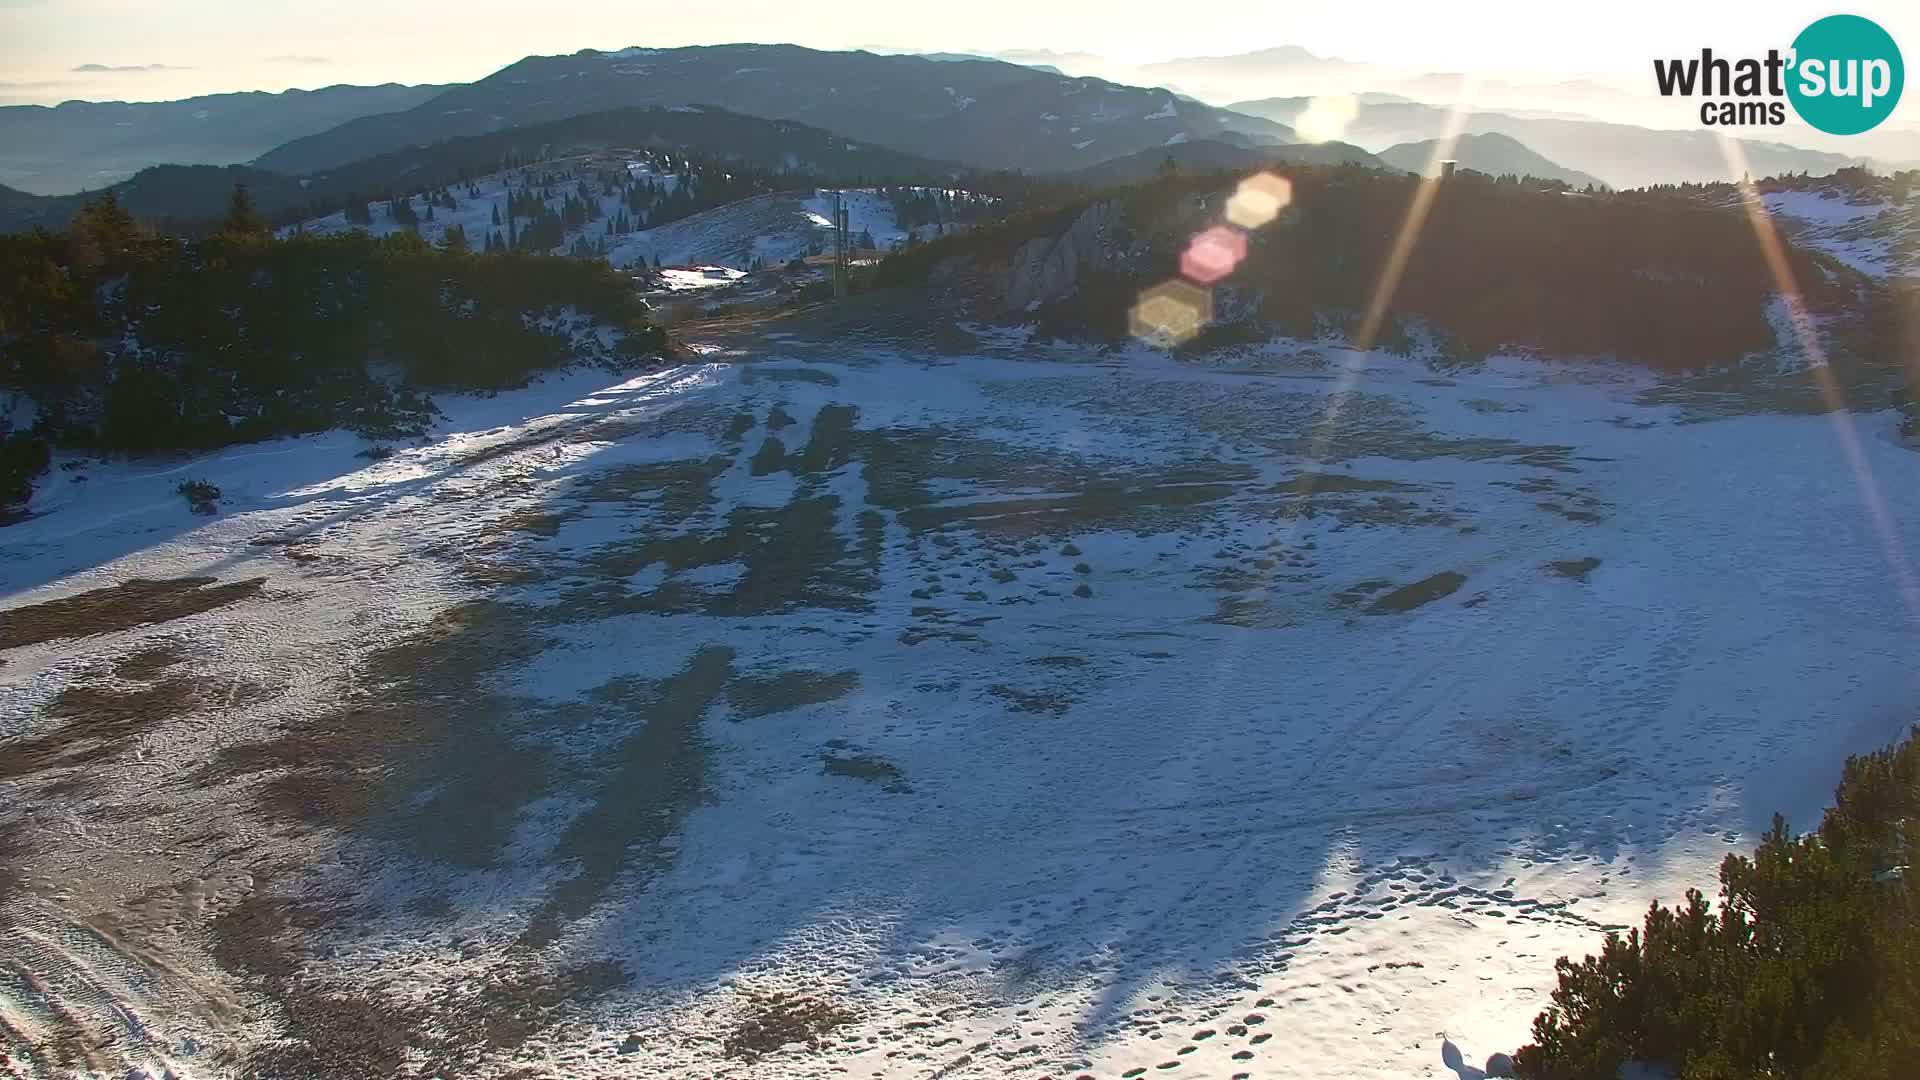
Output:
[
  {"xmin": 177, "ymin": 478, "xmax": 220, "ymax": 514},
  {"xmin": 0, "ymin": 431, "xmax": 49, "ymax": 508},
  {"xmin": 1514, "ymin": 727, "xmax": 1920, "ymax": 1080}
]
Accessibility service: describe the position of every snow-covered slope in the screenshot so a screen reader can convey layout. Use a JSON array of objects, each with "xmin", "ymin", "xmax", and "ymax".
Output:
[
  {"xmin": 608, "ymin": 189, "xmax": 930, "ymax": 269},
  {"xmin": 288, "ymin": 156, "xmax": 677, "ymax": 260},
  {"xmin": 1758, "ymin": 186, "xmax": 1920, "ymax": 278},
  {"xmin": 4, "ymin": 332, "xmax": 1917, "ymax": 1079},
  {"xmin": 290, "ymin": 164, "xmax": 949, "ymax": 271}
]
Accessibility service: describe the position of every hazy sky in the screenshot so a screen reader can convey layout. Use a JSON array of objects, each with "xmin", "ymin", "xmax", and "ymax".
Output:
[{"xmin": 3, "ymin": 0, "xmax": 1918, "ymax": 106}]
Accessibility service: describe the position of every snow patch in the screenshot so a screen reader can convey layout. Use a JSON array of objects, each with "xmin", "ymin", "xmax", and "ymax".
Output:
[{"xmin": 6, "ymin": 345, "xmax": 1918, "ymax": 1080}]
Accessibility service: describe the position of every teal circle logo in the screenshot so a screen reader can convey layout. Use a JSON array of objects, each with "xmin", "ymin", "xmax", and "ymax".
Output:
[{"xmin": 1787, "ymin": 14, "xmax": 1903, "ymax": 134}]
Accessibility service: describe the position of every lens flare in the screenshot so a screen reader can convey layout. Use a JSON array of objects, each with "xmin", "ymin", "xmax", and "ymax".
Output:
[
  {"xmin": 1716, "ymin": 134, "xmax": 1920, "ymax": 618},
  {"xmin": 1225, "ymin": 173, "xmax": 1293, "ymax": 230},
  {"xmin": 1295, "ymin": 95, "xmax": 1359, "ymax": 144},
  {"xmin": 1180, "ymin": 84, "xmax": 1481, "ymax": 798},
  {"xmin": 1130, "ymin": 279, "xmax": 1213, "ymax": 347},
  {"xmin": 1180, "ymin": 225, "xmax": 1248, "ymax": 285}
]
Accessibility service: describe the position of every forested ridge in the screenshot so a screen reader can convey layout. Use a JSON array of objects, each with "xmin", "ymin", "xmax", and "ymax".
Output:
[
  {"xmin": 0, "ymin": 189, "xmax": 667, "ymax": 508},
  {"xmin": 880, "ymin": 164, "xmax": 1887, "ymax": 374},
  {"xmin": 1618, "ymin": 164, "xmax": 1920, "ymax": 206},
  {"xmin": 297, "ymin": 106, "xmax": 961, "ymax": 214}
]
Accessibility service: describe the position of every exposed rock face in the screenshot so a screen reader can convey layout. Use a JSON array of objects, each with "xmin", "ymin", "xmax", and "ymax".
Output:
[
  {"xmin": 927, "ymin": 200, "xmax": 1124, "ymax": 317},
  {"xmin": 1002, "ymin": 200, "xmax": 1123, "ymax": 313}
]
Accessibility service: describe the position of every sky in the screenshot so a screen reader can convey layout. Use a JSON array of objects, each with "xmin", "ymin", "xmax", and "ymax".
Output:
[{"xmin": 3, "ymin": 0, "xmax": 1918, "ymax": 106}]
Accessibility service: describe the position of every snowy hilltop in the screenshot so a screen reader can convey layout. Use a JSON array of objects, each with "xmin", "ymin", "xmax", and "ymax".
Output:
[{"xmin": 288, "ymin": 152, "xmax": 990, "ymax": 272}]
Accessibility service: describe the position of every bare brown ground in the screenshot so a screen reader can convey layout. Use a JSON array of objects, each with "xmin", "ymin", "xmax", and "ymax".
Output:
[
  {"xmin": 0, "ymin": 646, "xmax": 207, "ymax": 783},
  {"xmin": 174, "ymin": 597, "xmax": 655, "ymax": 1073},
  {"xmin": 723, "ymin": 990, "xmax": 856, "ymax": 1059},
  {"xmin": 210, "ymin": 878, "xmax": 626, "ymax": 1079},
  {"xmin": 209, "ymin": 881, "xmax": 431, "ymax": 1080},
  {"xmin": 0, "ymin": 576, "xmax": 264, "ymax": 651},
  {"xmin": 112, "ymin": 639, "xmax": 187, "ymax": 680},
  {"xmin": 1366, "ymin": 571, "xmax": 1468, "ymax": 614},
  {"xmin": 0, "ymin": 820, "xmax": 23, "ymax": 913},
  {"xmin": 201, "ymin": 601, "xmax": 540, "ymax": 818}
]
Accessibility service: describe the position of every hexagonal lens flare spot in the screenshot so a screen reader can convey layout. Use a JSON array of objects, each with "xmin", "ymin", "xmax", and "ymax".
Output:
[
  {"xmin": 1180, "ymin": 225, "xmax": 1248, "ymax": 285},
  {"xmin": 1225, "ymin": 172, "xmax": 1294, "ymax": 230},
  {"xmin": 1129, "ymin": 279, "xmax": 1213, "ymax": 347}
]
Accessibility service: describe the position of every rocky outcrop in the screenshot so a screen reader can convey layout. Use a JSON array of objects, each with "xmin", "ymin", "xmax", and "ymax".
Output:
[
  {"xmin": 927, "ymin": 199, "xmax": 1125, "ymax": 317},
  {"xmin": 1001, "ymin": 199, "xmax": 1123, "ymax": 312}
]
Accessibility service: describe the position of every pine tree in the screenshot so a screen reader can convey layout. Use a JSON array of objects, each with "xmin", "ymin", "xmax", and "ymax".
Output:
[
  {"xmin": 70, "ymin": 190, "xmax": 141, "ymax": 258},
  {"xmin": 221, "ymin": 183, "xmax": 268, "ymax": 236},
  {"xmin": 492, "ymin": 204, "xmax": 501, "ymax": 226}
]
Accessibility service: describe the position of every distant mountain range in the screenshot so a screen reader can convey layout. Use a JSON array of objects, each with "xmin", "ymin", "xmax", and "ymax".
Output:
[
  {"xmin": 0, "ymin": 83, "xmax": 447, "ymax": 195},
  {"xmin": 990, "ymin": 45, "xmax": 1920, "ymax": 170},
  {"xmin": 1226, "ymin": 98, "xmax": 1873, "ymax": 189},
  {"xmin": 0, "ymin": 167, "xmax": 306, "ymax": 232},
  {"xmin": 1135, "ymin": 45, "xmax": 1369, "ymax": 99},
  {"xmin": 1014, "ymin": 46, "xmax": 1656, "ymax": 127},
  {"xmin": 920, "ymin": 51, "xmax": 1066, "ymax": 75},
  {"xmin": 0, "ymin": 38, "xmax": 1904, "ymax": 238},
  {"xmin": 252, "ymin": 45, "xmax": 1315, "ymax": 177},
  {"xmin": 1376, "ymin": 132, "xmax": 1607, "ymax": 190},
  {"xmin": 0, "ymin": 106, "xmax": 970, "ymax": 233}
]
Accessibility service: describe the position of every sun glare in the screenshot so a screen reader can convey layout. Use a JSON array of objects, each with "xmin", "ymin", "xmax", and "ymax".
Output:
[{"xmin": 1294, "ymin": 94, "xmax": 1360, "ymax": 144}]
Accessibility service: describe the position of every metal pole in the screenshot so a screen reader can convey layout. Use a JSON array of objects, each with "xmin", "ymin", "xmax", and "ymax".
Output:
[{"xmin": 832, "ymin": 192, "xmax": 849, "ymax": 300}]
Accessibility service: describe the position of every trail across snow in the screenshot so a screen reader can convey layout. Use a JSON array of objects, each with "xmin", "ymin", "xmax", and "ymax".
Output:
[{"xmin": 3, "ymin": 339, "xmax": 1918, "ymax": 1079}]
